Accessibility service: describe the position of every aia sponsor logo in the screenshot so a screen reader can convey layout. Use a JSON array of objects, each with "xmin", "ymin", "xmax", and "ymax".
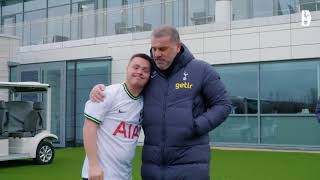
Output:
[{"xmin": 112, "ymin": 121, "xmax": 140, "ymax": 139}]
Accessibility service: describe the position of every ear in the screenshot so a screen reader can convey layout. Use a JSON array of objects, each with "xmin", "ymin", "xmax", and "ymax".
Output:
[{"xmin": 176, "ymin": 42, "xmax": 182, "ymax": 52}]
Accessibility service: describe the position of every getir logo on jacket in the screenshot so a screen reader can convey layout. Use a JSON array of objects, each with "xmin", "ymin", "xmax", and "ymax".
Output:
[
  {"xmin": 175, "ymin": 82, "xmax": 193, "ymax": 89},
  {"xmin": 175, "ymin": 71, "xmax": 193, "ymax": 89},
  {"xmin": 113, "ymin": 121, "xmax": 140, "ymax": 139}
]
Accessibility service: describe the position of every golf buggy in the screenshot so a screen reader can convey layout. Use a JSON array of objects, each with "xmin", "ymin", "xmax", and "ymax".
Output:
[{"xmin": 0, "ymin": 82, "xmax": 58, "ymax": 164}]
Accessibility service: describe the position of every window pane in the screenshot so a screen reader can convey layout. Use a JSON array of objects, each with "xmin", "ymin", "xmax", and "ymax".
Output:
[
  {"xmin": 20, "ymin": 70, "xmax": 39, "ymax": 101},
  {"xmin": 165, "ymin": 0, "xmax": 184, "ymax": 27},
  {"xmin": 210, "ymin": 116, "xmax": 258, "ymax": 144},
  {"xmin": 66, "ymin": 62, "xmax": 75, "ymax": 146},
  {"xmin": 144, "ymin": 1, "xmax": 161, "ymax": 31},
  {"xmin": 275, "ymin": 0, "xmax": 298, "ymax": 15},
  {"xmin": 71, "ymin": 2, "xmax": 95, "ymax": 40},
  {"xmin": 43, "ymin": 69, "xmax": 62, "ymax": 144},
  {"xmin": 24, "ymin": 9, "xmax": 46, "ymax": 45},
  {"xmin": 3, "ymin": 14, "xmax": 23, "ymax": 37},
  {"xmin": 261, "ymin": 116, "xmax": 320, "ymax": 146},
  {"xmin": 107, "ymin": 6, "xmax": 122, "ymax": 35},
  {"xmin": 129, "ymin": 0, "xmax": 142, "ymax": 28},
  {"xmin": 107, "ymin": 0, "xmax": 122, "ymax": 8},
  {"xmin": 253, "ymin": 0, "xmax": 273, "ymax": 18},
  {"xmin": 9, "ymin": 66, "xmax": 19, "ymax": 82},
  {"xmin": 48, "ymin": 5, "xmax": 70, "ymax": 20},
  {"xmin": 2, "ymin": 15, "xmax": 17, "ymax": 36},
  {"xmin": 24, "ymin": 0, "xmax": 47, "ymax": 11},
  {"xmin": 188, "ymin": 0, "xmax": 213, "ymax": 25},
  {"xmin": 48, "ymin": 0, "xmax": 70, "ymax": 7},
  {"xmin": 300, "ymin": 0, "xmax": 317, "ymax": 11},
  {"xmin": 260, "ymin": 61, "xmax": 317, "ymax": 114},
  {"xmin": 2, "ymin": 0, "xmax": 23, "ymax": 15},
  {"xmin": 233, "ymin": 0, "xmax": 251, "ymax": 20},
  {"xmin": 48, "ymin": 5, "xmax": 70, "ymax": 43},
  {"xmin": 208, "ymin": 0, "xmax": 215, "ymax": 21},
  {"xmin": 97, "ymin": 0, "xmax": 104, "ymax": 9},
  {"xmin": 216, "ymin": 64, "xmax": 258, "ymax": 114},
  {"xmin": 72, "ymin": 0, "xmax": 93, "ymax": 3},
  {"xmin": 66, "ymin": 60, "xmax": 112, "ymax": 145}
]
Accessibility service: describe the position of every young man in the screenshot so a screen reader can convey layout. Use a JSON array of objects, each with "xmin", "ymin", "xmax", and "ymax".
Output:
[
  {"xmin": 90, "ymin": 25, "xmax": 232, "ymax": 180},
  {"xmin": 81, "ymin": 53, "xmax": 152, "ymax": 180}
]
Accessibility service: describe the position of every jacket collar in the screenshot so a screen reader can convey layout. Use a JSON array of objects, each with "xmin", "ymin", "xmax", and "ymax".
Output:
[{"xmin": 150, "ymin": 43, "xmax": 194, "ymax": 78}]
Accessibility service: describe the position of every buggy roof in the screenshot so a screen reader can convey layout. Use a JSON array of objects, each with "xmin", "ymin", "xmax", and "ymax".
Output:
[{"xmin": 0, "ymin": 82, "xmax": 50, "ymax": 92}]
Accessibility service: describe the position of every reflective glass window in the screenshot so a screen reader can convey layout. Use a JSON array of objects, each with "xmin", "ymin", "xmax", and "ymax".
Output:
[
  {"xmin": 211, "ymin": 116, "xmax": 258, "ymax": 144},
  {"xmin": 97, "ymin": 0, "xmax": 104, "ymax": 9},
  {"xmin": 48, "ymin": 0, "xmax": 70, "ymax": 7},
  {"xmin": 2, "ymin": 13, "xmax": 22, "ymax": 36},
  {"xmin": 72, "ymin": 0, "xmax": 93, "ymax": 3},
  {"xmin": 216, "ymin": 64, "xmax": 258, "ymax": 114},
  {"xmin": 107, "ymin": 0, "xmax": 122, "ymax": 8},
  {"xmin": 23, "ymin": 9, "xmax": 46, "ymax": 45},
  {"xmin": 106, "ymin": 6, "xmax": 122, "ymax": 35},
  {"xmin": 253, "ymin": 0, "xmax": 273, "ymax": 18},
  {"xmin": 71, "ymin": 1, "xmax": 95, "ymax": 40},
  {"xmin": 232, "ymin": 0, "xmax": 252, "ymax": 20},
  {"xmin": 66, "ymin": 60, "xmax": 111, "ymax": 145},
  {"xmin": 24, "ymin": 8, "xmax": 46, "ymax": 21},
  {"xmin": 2, "ymin": 15, "xmax": 16, "ymax": 35},
  {"xmin": 276, "ymin": 0, "xmax": 298, "ymax": 15},
  {"xmin": 260, "ymin": 61, "xmax": 317, "ymax": 114},
  {"xmin": 164, "ymin": 0, "xmax": 185, "ymax": 27},
  {"xmin": 48, "ymin": 5, "xmax": 70, "ymax": 43},
  {"xmin": 24, "ymin": 0, "xmax": 47, "ymax": 11},
  {"xmin": 300, "ymin": 0, "xmax": 317, "ymax": 11},
  {"xmin": 128, "ymin": 0, "xmax": 142, "ymax": 28},
  {"xmin": 188, "ymin": 0, "xmax": 213, "ymax": 25},
  {"xmin": 2, "ymin": 0, "xmax": 23, "ymax": 15},
  {"xmin": 48, "ymin": 4, "xmax": 70, "ymax": 17},
  {"xmin": 143, "ymin": 0, "xmax": 161, "ymax": 31},
  {"xmin": 261, "ymin": 116, "xmax": 320, "ymax": 146}
]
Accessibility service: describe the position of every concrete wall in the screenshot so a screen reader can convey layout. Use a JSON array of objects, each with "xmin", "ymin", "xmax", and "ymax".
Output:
[
  {"xmin": 0, "ymin": 35, "xmax": 19, "ymax": 100},
  {"xmin": 18, "ymin": 11, "xmax": 320, "ymax": 84}
]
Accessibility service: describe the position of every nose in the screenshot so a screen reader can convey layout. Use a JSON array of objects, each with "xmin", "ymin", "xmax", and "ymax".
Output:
[
  {"xmin": 153, "ymin": 49, "xmax": 162, "ymax": 58},
  {"xmin": 137, "ymin": 68, "xmax": 143, "ymax": 75}
]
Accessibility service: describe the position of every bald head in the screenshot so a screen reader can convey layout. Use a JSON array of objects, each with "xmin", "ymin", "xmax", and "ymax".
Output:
[{"xmin": 151, "ymin": 25, "xmax": 180, "ymax": 43}]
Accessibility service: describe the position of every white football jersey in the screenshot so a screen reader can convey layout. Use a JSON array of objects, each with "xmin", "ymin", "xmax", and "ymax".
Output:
[{"xmin": 81, "ymin": 83, "xmax": 143, "ymax": 180}]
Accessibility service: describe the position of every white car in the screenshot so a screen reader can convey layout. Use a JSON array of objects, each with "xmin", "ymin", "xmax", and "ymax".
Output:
[{"xmin": 0, "ymin": 82, "xmax": 58, "ymax": 164}]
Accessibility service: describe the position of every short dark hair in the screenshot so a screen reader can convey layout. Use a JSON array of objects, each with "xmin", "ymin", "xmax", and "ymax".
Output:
[
  {"xmin": 151, "ymin": 25, "xmax": 180, "ymax": 43},
  {"xmin": 128, "ymin": 53, "xmax": 153, "ymax": 70}
]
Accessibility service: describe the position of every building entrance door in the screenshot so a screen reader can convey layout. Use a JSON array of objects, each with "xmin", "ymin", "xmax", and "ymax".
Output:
[{"xmin": 17, "ymin": 62, "xmax": 66, "ymax": 147}]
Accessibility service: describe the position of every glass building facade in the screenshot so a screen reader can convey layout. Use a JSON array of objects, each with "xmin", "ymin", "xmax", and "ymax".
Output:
[
  {"xmin": 9, "ymin": 58, "xmax": 112, "ymax": 147},
  {"xmin": 1, "ymin": 0, "xmax": 320, "ymax": 150},
  {"xmin": 210, "ymin": 59, "xmax": 320, "ymax": 149},
  {"xmin": 1, "ymin": 0, "xmax": 319, "ymax": 46}
]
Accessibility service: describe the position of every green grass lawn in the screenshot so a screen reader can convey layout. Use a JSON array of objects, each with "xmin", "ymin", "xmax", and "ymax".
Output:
[{"xmin": 0, "ymin": 146, "xmax": 320, "ymax": 180}]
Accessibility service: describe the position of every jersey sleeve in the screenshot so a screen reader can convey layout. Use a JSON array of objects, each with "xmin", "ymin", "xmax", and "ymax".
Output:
[{"xmin": 84, "ymin": 86, "xmax": 115, "ymax": 125}]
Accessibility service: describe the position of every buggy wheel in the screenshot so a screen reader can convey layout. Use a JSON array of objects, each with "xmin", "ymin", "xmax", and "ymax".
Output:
[{"xmin": 34, "ymin": 141, "xmax": 55, "ymax": 164}]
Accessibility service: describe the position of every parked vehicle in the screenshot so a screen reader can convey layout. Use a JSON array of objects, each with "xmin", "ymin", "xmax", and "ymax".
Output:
[{"xmin": 0, "ymin": 82, "xmax": 57, "ymax": 164}]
